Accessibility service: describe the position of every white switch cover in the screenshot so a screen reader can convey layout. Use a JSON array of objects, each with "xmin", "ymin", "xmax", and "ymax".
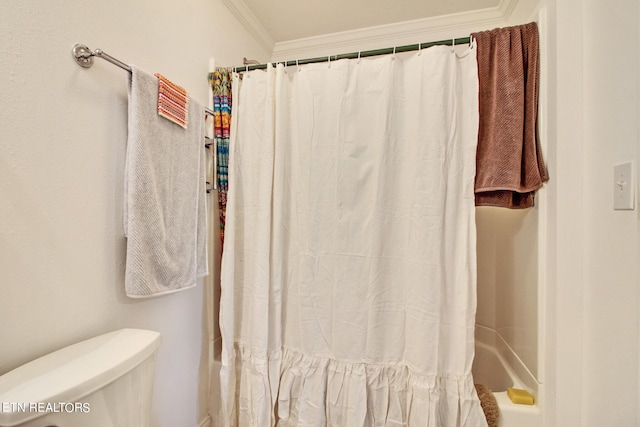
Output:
[{"xmin": 613, "ymin": 161, "xmax": 635, "ymax": 210}]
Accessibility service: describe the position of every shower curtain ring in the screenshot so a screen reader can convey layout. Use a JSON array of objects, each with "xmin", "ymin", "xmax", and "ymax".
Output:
[
  {"xmin": 357, "ymin": 51, "xmax": 361, "ymax": 63},
  {"xmin": 418, "ymin": 43, "xmax": 422, "ymax": 55},
  {"xmin": 392, "ymin": 46, "xmax": 396, "ymax": 60},
  {"xmin": 451, "ymin": 38, "xmax": 455, "ymax": 52}
]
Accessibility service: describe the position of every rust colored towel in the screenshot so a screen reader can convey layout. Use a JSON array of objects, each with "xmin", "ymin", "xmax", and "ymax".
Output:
[{"xmin": 472, "ymin": 22, "xmax": 548, "ymax": 209}]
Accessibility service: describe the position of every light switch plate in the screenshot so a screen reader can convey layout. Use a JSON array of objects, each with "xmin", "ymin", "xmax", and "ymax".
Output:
[{"xmin": 613, "ymin": 161, "xmax": 635, "ymax": 210}]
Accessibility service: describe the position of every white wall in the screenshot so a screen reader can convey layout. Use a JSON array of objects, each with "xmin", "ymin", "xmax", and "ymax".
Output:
[
  {"xmin": 476, "ymin": 206, "xmax": 539, "ymax": 378},
  {"xmin": 581, "ymin": 2, "xmax": 639, "ymax": 425},
  {"xmin": 0, "ymin": 1, "xmax": 268, "ymax": 426},
  {"xmin": 544, "ymin": 0, "xmax": 640, "ymax": 425}
]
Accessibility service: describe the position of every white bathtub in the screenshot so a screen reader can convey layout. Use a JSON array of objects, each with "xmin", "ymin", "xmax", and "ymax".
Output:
[{"xmin": 472, "ymin": 341, "xmax": 542, "ymax": 427}]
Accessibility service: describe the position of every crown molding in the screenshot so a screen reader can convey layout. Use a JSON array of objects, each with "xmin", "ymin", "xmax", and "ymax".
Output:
[
  {"xmin": 221, "ymin": 0, "xmax": 275, "ymax": 54},
  {"xmin": 497, "ymin": 0, "xmax": 520, "ymax": 20},
  {"xmin": 272, "ymin": 0, "xmax": 521, "ymax": 61}
]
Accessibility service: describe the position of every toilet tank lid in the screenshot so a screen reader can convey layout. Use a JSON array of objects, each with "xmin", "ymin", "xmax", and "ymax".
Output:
[{"xmin": 0, "ymin": 329, "xmax": 161, "ymax": 427}]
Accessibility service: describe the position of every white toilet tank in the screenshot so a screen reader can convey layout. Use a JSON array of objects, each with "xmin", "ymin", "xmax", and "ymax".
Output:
[{"xmin": 0, "ymin": 329, "xmax": 161, "ymax": 427}]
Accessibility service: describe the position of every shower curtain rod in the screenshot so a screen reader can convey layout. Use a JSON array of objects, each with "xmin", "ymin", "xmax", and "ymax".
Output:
[
  {"xmin": 233, "ymin": 36, "xmax": 472, "ymax": 72},
  {"xmin": 71, "ymin": 44, "xmax": 215, "ymax": 117}
]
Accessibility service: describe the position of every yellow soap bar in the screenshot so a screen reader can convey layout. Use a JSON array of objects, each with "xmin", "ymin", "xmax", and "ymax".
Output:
[{"xmin": 507, "ymin": 387, "xmax": 535, "ymax": 405}]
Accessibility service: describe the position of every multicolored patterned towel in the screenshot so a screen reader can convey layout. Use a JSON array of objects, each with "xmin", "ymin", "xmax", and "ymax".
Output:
[
  {"xmin": 208, "ymin": 68, "xmax": 232, "ymax": 247},
  {"xmin": 154, "ymin": 73, "xmax": 189, "ymax": 128}
]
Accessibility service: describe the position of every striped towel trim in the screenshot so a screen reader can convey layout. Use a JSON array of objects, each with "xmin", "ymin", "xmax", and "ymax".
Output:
[{"xmin": 154, "ymin": 73, "xmax": 189, "ymax": 128}]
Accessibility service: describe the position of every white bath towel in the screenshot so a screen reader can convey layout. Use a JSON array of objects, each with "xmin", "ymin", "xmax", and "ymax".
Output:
[{"xmin": 124, "ymin": 66, "xmax": 208, "ymax": 298}]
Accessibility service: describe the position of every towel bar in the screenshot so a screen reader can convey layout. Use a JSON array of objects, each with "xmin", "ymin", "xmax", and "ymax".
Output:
[{"xmin": 72, "ymin": 44, "xmax": 215, "ymax": 117}]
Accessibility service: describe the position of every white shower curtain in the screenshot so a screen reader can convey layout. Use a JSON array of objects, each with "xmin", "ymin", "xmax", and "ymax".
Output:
[{"xmin": 220, "ymin": 44, "xmax": 487, "ymax": 427}]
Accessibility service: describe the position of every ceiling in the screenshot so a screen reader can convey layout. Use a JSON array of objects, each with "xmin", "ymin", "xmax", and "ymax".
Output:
[{"xmin": 225, "ymin": 0, "xmax": 502, "ymax": 43}]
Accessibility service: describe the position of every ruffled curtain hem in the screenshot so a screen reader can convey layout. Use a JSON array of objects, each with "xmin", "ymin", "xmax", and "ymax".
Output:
[{"xmin": 220, "ymin": 344, "xmax": 489, "ymax": 427}]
